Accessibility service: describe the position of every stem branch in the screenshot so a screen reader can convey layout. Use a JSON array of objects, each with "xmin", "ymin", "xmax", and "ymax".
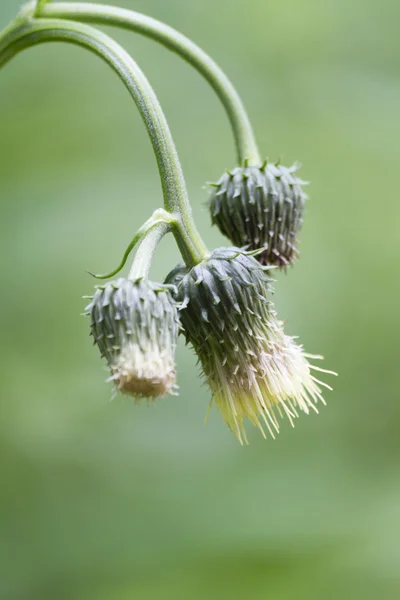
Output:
[
  {"xmin": 0, "ymin": 15, "xmax": 208, "ymax": 266},
  {"xmin": 89, "ymin": 209, "xmax": 174, "ymax": 279},
  {"xmin": 128, "ymin": 220, "xmax": 170, "ymax": 280},
  {"xmin": 38, "ymin": 2, "xmax": 261, "ymax": 166}
]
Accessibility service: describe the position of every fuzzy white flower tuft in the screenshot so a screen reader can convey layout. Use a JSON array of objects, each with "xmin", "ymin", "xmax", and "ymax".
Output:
[
  {"xmin": 85, "ymin": 278, "xmax": 180, "ymax": 400},
  {"xmin": 167, "ymin": 247, "xmax": 336, "ymax": 443}
]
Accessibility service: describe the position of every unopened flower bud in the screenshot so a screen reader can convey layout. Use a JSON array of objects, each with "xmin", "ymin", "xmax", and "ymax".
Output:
[
  {"xmin": 209, "ymin": 163, "xmax": 307, "ymax": 268},
  {"xmin": 167, "ymin": 247, "xmax": 334, "ymax": 443},
  {"xmin": 85, "ymin": 278, "xmax": 180, "ymax": 399}
]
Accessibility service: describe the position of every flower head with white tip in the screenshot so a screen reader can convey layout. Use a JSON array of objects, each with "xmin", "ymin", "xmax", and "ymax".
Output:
[
  {"xmin": 166, "ymin": 247, "xmax": 335, "ymax": 443},
  {"xmin": 85, "ymin": 278, "xmax": 180, "ymax": 399}
]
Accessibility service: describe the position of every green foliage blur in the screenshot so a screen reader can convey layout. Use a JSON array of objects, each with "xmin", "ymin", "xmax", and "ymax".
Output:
[{"xmin": 1, "ymin": 0, "xmax": 399, "ymax": 598}]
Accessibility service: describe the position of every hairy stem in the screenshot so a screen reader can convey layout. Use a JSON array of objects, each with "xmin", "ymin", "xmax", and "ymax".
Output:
[
  {"xmin": 38, "ymin": 1, "xmax": 261, "ymax": 166},
  {"xmin": 89, "ymin": 210, "xmax": 174, "ymax": 279},
  {"xmin": 0, "ymin": 15, "xmax": 208, "ymax": 266},
  {"xmin": 128, "ymin": 221, "xmax": 170, "ymax": 280}
]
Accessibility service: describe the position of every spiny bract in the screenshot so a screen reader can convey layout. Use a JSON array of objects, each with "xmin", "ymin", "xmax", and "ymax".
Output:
[
  {"xmin": 85, "ymin": 278, "xmax": 180, "ymax": 399},
  {"xmin": 209, "ymin": 163, "xmax": 307, "ymax": 268},
  {"xmin": 167, "ymin": 247, "xmax": 333, "ymax": 443}
]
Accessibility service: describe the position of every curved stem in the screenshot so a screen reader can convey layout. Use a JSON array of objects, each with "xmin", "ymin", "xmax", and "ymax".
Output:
[
  {"xmin": 35, "ymin": 1, "xmax": 51, "ymax": 14},
  {"xmin": 89, "ymin": 209, "xmax": 174, "ymax": 279},
  {"xmin": 38, "ymin": 2, "xmax": 261, "ymax": 166},
  {"xmin": 128, "ymin": 220, "xmax": 170, "ymax": 280},
  {"xmin": 0, "ymin": 16, "xmax": 208, "ymax": 266}
]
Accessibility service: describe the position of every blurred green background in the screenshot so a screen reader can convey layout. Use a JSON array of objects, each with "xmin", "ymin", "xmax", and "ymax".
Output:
[{"xmin": 1, "ymin": 0, "xmax": 399, "ymax": 598}]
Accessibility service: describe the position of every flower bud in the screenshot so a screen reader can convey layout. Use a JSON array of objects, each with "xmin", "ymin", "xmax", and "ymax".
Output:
[
  {"xmin": 167, "ymin": 247, "xmax": 333, "ymax": 443},
  {"xmin": 209, "ymin": 163, "xmax": 307, "ymax": 268},
  {"xmin": 85, "ymin": 278, "xmax": 180, "ymax": 399}
]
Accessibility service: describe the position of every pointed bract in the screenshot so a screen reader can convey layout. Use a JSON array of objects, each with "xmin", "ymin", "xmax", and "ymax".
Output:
[
  {"xmin": 209, "ymin": 163, "xmax": 307, "ymax": 268},
  {"xmin": 85, "ymin": 278, "xmax": 180, "ymax": 399},
  {"xmin": 167, "ymin": 247, "xmax": 333, "ymax": 443}
]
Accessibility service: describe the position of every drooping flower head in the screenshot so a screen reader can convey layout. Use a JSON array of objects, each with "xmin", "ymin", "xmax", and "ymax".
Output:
[
  {"xmin": 167, "ymin": 247, "xmax": 334, "ymax": 443},
  {"xmin": 85, "ymin": 278, "xmax": 180, "ymax": 399},
  {"xmin": 209, "ymin": 163, "xmax": 307, "ymax": 268}
]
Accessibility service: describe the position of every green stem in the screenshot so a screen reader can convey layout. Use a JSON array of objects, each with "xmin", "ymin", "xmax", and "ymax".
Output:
[
  {"xmin": 0, "ymin": 15, "xmax": 208, "ymax": 266},
  {"xmin": 37, "ymin": 1, "xmax": 261, "ymax": 166},
  {"xmin": 35, "ymin": 0, "xmax": 52, "ymax": 14},
  {"xmin": 89, "ymin": 209, "xmax": 174, "ymax": 279},
  {"xmin": 128, "ymin": 220, "xmax": 170, "ymax": 280}
]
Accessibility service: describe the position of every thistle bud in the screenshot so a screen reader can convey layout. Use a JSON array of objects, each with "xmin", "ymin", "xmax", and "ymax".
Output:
[
  {"xmin": 167, "ymin": 247, "xmax": 334, "ymax": 443},
  {"xmin": 85, "ymin": 278, "xmax": 180, "ymax": 399},
  {"xmin": 209, "ymin": 163, "xmax": 307, "ymax": 268}
]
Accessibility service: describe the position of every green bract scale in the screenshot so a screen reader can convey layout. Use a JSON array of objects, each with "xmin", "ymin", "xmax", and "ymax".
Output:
[
  {"xmin": 166, "ymin": 247, "xmax": 332, "ymax": 443},
  {"xmin": 85, "ymin": 278, "xmax": 180, "ymax": 399},
  {"xmin": 209, "ymin": 163, "xmax": 307, "ymax": 268}
]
